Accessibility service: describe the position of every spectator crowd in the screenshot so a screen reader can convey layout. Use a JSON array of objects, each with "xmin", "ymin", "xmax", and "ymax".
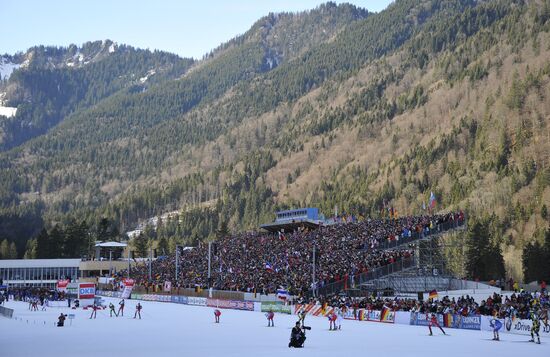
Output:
[
  {"xmin": 304, "ymin": 288, "xmax": 549, "ymax": 319},
  {"xmin": 125, "ymin": 212, "xmax": 464, "ymax": 296}
]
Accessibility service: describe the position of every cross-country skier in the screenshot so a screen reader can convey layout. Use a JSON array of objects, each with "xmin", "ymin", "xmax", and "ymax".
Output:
[
  {"xmin": 427, "ymin": 312, "xmax": 446, "ymax": 336},
  {"xmin": 489, "ymin": 312, "xmax": 502, "ymax": 341},
  {"xmin": 530, "ymin": 309, "xmax": 541, "ymax": 344},
  {"xmin": 134, "ymin": 302, "xmax": 142, "ymax": 319},
  {"xmin": 89, "ymin": 303, "xmax": 98, "ymax": 319},
  {"xmin": 109, "ymin": 302, "xmax": 118, "ymax": 317},
  {"xmin": 266, "ymin": 310, "xmax": 274, "ymax": 327},
  {"xmin": 117, "ymin": 299, "xmax": 125, "ymax": 316},
  {"xmin": 298, "ymin": 307, "xmax": 307, "ymax": 325},
  {"xmin": 328, "ymin": 312, "xmax": 337, "ymax": 331},
  {"xmin": 336, "ymin": 307, "xmax": 343, "ymax": 330},
  {"xmin": 214, "ymin": 309, "xmax": 221, "ymax": 323}
]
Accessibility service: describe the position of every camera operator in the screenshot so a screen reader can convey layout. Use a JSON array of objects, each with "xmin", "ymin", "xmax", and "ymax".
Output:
[
  {"xmin": 288, "ymin": 321, "xmax": 310, "ymax": 348},
  {"xmin": 57, "ymin": 313, "xmax": 67, "ymax": 327}
]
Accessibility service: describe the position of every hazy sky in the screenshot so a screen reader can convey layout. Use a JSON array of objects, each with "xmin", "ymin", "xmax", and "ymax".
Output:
[{"xmin": 1, "ymin": 0, "xmax": 394, "ymax": 59}]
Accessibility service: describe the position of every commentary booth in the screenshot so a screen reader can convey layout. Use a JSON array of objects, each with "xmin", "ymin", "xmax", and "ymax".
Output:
[{"xmin": 260, "ymin": 208, "xmax": 324, "ymax": 233}]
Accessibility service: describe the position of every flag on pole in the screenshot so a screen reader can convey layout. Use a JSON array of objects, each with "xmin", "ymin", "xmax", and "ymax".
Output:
[
  {"xmin": 265, "ymin": 263, "xmax": 274, "ymax": 272},
  {"xmin": 429, "ymin": 289, "xmax": 438, "ymax": 300},
  {"xmin": 276, "ymin": 288, "xmax": 290, "ymax": 301},
  {"xmin": 278, "ymin": 231, "xmax": 286, "ymax": 241},
  {"xmin": 429, "ymin": 192, "xmax": 436, "ymax": 209}
]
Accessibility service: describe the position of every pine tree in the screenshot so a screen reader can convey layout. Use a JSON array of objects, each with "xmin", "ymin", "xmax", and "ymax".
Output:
[
  {"xmin": 8, "ymin": 242, "xmax": 17, "ymax": 258},
  {"xmin": 64, "ymin": 219, "xmax": 88, "ymax": 258},
  {"xmin": 48, "ymin": 225, "xmax": 64, "ymax": 258},
  {"xmin": 157, "ymin": 236, "xmax": 168, "ymax": 256},
  {"xmin": 215, "ymin": 220, "xmax": 229, "ymax": 240},
  {"xmin": 133, "ymin": 233, "xmax": 148, "ymax": 258},
  {"xmin": 24, "ymin": 239, "xmax": 37, "ymax": 259},
  {"xmin": 0, "ymin": 239, "xmax": 9, "ymax": 259},
  {"xmin": 466, "ymin": 217, "xmax": 505, "ymax": 281},
  {"xmin": 35, "ymin": 228, "xmax": 50, "ymax": 259}
]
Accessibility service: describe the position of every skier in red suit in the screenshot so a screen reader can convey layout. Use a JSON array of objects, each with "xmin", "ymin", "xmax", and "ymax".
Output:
[{"xmin": 427, "ymin": 313, "xmax": 446, "ymax": 336}]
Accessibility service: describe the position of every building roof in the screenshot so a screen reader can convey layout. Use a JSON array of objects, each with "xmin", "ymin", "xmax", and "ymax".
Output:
[
  {"xmin": 260, "ymin": 219, "xmax": 321, "ymax": 233},
  {"xmin": 95, "ymin": 242, "xmax": 127, "ymax": 248},
  {"xmin": 0, "ymin": 259, "xmax": 81, "ymax": 268}
]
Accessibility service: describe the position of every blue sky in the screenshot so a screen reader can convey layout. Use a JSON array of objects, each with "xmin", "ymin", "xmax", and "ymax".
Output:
[{"xmin": 1, "ymin": 0, "xmax": 394, "ymax": 59}]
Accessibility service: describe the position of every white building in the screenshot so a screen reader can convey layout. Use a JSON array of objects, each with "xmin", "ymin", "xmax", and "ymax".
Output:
[{"xmin": 0, "ymin": 259, "xmax": 80, "ymax": 288}]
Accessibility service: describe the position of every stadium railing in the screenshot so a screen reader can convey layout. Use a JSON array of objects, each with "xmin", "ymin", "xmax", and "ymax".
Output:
[
  {"xmin": 315, "ymin": 256, "xmax": 416, "ymax": 297},
  {"xmin": 369, "ymin": 218, "xmax": 465, "ymax": 251}
]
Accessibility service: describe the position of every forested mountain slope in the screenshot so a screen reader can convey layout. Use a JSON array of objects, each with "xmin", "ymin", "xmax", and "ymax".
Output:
[{"xmin": 1, "ymin": 0, "xmax": 549, "ymax": 282}]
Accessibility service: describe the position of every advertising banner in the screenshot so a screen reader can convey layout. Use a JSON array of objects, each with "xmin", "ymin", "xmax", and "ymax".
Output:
[
  {"xmin": 171, "ymin": 295, "xmax": 189, "ymax": 305},
  {"xmin": 140, "ymin": 294, "xmax": 172, "ymax": 302},
  {"xmin": 207, "ymin": 298, "xmax": 254, "ymax": 311},
  {"xmin": 187, "ymin": 297, "xmax": 207, "ymax": 306},
  {"xmin": 481, "ymin": 315, "xmax": 550, "ymax": 337},
  {"xmin": 78, "ymin": 283, "xmax": 96, "ymax": 299},
  {"xmin": 261, "ymin": 302, "xmax": 292, "ymax": 314},
  {"xmin": 410, "ymin": 313, "xmax": 480, "ymax": 331},
  {"xmin": 368, "ymin": 310, "xmax": 381, "ymax": 321},
  {"xmin": 457, "ymin": 315, "xmax": 482, "ymax": 330}
]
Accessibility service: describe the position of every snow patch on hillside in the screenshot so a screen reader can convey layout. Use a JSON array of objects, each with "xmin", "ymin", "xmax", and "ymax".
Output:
[
  {"xmin": 0, "ymin": 57, "xmax": 21, "ymax": 80},
  {"xmin": 139, "ymin": 69, "xmax": 156, "ymax": 83},
  {"xmin": 0, "ymin": 106, "xmax": 17, "ymax": 117}
]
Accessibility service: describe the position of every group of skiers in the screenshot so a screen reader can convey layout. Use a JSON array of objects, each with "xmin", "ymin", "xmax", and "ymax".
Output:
[{"xmin": 87, "ymin": 299, "xmax": 144, "ymax": 319}]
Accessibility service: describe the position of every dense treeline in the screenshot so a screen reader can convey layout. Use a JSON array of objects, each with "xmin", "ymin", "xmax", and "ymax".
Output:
[
  {"xmin": 523, "ymin": 228, "xmax": 550, "ymax": 283},
  {"xmin": 0, "ymin": 40, "xmax": 194, "ymax": 150}
]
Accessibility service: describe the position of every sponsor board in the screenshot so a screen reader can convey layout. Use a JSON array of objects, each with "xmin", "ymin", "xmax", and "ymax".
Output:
[
  {"xmin": 410, "ymin": 313, "xmax": 480, "ymax": 331},
  {"xmin": 140, "ymin": 294, "xmax": 172, "ymax": 302},
  {"xmin": 187, "ymin": 297, "xmax": 207, "ymax": 306},
  {"xmin": 171, "ymin": 295, "xmax": 189, "ymax": 305},
  {"xmin": 481, "ymin": 315, "xmax": 550, "ymax": 337},
  {"xmin": 207, "ymin": 298, "xmax": 254, "ymax": 311},
  {"xmin": 97, "ymin": 290, "xmax": 122, "ymax": 298},
  {"xmin": 295, "ymin": 305, "xmax": 393, "ymax": 323},
  {"xmin": 457, "ymin": 315, "xmax": 482, "ymax": 330},
  {"xmin": 261, "ymin": 302, "xmax": 292, "ymax": 314},
  {"xmin": 368, "ymin": 310, "xmax": 381, "ymax": 321},
  {"xmin": 78, "ymin": 283, "xmax": 96, "ymax": 299}
]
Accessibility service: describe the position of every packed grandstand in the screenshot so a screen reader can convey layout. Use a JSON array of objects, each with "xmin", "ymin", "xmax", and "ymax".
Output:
[{"xmin": 125, "ymin": 211, "xmax": 465, "ymax": 296}]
